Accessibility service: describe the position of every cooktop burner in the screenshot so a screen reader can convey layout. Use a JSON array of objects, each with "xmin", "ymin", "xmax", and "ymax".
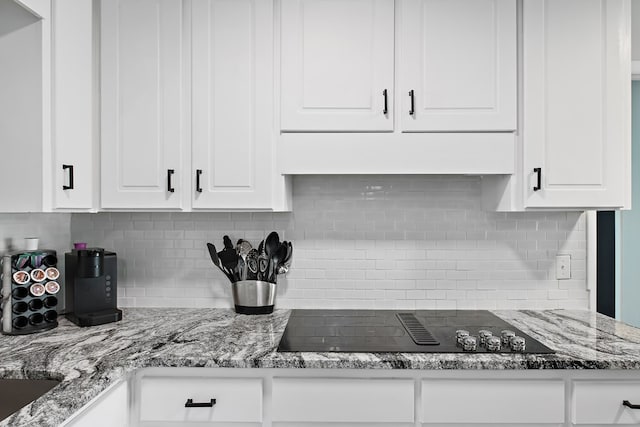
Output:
[{"xmin": 277, "ymin": 309, "xmax": 554, "ymax": 354}]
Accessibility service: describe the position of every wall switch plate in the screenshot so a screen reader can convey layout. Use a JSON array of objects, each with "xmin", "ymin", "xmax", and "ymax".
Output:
[{"xmin": 556, "ymin": 255, "xmax": 571, "ymax": 280}]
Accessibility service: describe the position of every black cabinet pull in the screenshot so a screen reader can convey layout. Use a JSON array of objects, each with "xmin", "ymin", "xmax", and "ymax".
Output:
[
  {"xmin": 62, "ymin": 164, "xmax": 74, "ymax": 190},
  {"xmin": 196, "ymin": 169, "xmax": 203, "ymax": 193},
  {"xmin": 623, "ymin": 400, "xmax": 640, "ymax": 409},
  {"xmin": 382, "ymin": 89, "xmax": 388, "ymax": 115},
  {"xmin": 167, "ymin": 169, "xmax": 175, "ymax": 193},
  {"xmin": 185, "ymin": 398, "xmax": 216, "ymax": 408},
  {"xmin": 533, "ymin": 167, "xmax": 542, "ymax": 192},
  {"xmin": 409, "ymin": 90, "xmax": 415, "ymax": 116}
]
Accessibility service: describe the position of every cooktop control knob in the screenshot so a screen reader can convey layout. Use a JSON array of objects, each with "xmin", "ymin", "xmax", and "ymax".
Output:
[
  {"xmin": 510, "ymin": 336, "xmax": 526, "ymax": 352},
  {"xmin": 501, "ymin": 330, "xmax": 516, "ymax": 346},
  {"xmin": 478, "ymin": 330, "xmax": 493, "ymax": 346},
  {"xmin": 461, "ymin": 336, "xmax": 477, "ymax": 352},
  {"xmin": 456, "ymin": 329, "xmax": 470, "ymax": 347},
  {"xmin": 486, "ymin": 336, "xmax": 502, "ymax": 352}
]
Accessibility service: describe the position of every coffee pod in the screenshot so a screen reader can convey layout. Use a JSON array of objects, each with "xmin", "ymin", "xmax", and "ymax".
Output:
[
  {"xmin": 30, "ymin": 269, "xmax": 46, "ymax": 283},
  {"xmin": 12, "ymin": 271, "xmax": 30, "ymax": 285},
  {"xmin": 29, "ymin": 283, "xmax": 46, "ymax": 297},
  {"xmin": 45, "ymin": 267, "xmax": 59, "ymax": 280},
  {"xmin": 45, "ymin": 281, "xmax": 60, "ymax": 295}
]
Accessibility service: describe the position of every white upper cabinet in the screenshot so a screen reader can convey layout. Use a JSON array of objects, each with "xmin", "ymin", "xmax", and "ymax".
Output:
[
  {"xmin": 522, "ymin": 0, "xmax": 630, "ymax": 209},
  {"xmin": 191, "ymin": 0, "xmax": 274, "ymax": 209},
  {"xmin": 399, "ymin": 0, "xmax": 516, "ymax": 132},
  {"xmin": 52, "ymin": 0, "xmax": 94, "ymax": 210},
  {"xmin": 101, "ymin": 0, "xmax": 184, "ymax": 209},
  {"xmin": 0, "ymin": 1, "xmax": 48, "ymax": 212},
  {"xmin": 280, "ymin": 0, "xmax": 395, "ymax": 132},
  {"xmin": 279, "ymin": 0, "xmax": 516, "ymax": 134}
]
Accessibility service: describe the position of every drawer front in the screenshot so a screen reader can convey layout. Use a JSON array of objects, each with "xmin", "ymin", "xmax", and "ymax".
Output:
[
  {"xmin": 139, "ymin": 377, "xmax": 262, "ymax": 423},
  {"xmin": 272, "ymin": 377, "xmax": 414, "ymax": 423},
  {"xmin": 421, "ymin": 379, "xmax": 564, "ymax": 424},
  {"xmin": 573, "ymin": 381, "xmax": 640, "ymax": 424}
]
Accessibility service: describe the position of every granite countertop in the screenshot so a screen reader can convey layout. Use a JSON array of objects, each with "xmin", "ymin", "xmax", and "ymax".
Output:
[{"xmin": 2, "ymin": 308, "xmax": 640, "ymax": 426}]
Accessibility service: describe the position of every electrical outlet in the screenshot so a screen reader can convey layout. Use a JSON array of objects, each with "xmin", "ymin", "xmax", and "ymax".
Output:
[{"xmin": 556, "ymin": 255, "xmax": 571, "ymax": 280}]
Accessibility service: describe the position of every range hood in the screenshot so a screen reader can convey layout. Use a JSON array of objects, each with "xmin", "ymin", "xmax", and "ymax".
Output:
[{"xmin": 278, "ymin": 133, "xmax": 514, "ymax": 175}]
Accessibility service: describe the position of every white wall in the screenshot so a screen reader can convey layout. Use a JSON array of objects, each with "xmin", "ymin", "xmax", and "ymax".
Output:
[{"xmin": 71, "ymin": 176, "xmax": 588, "ymax": 310}]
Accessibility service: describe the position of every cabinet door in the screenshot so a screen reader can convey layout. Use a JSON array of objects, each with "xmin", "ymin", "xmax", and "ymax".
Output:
[
  {"xmin": 523, "ymin": 0, "xmax": 630, "ymax": 208},
  {"xmin": 62, "ymin": 381, "xmax": 128, "ymax": 427},
  {"xmin": 399, "ymin": 0, "xmax": 516, "ymax": 132},
  {"xmin": 573, "ymin": 381, "xmax": 640, "ymax": 425},
  {"xmin": 100, "ymin": 0, "xmax": 184, "ymax": 209},
  {"xmin": 138, "ymin": 377, "xmax": 262, "ymax": 423},
  {"xmin": 421, "ymin": 379, "xmax": 564, "ymax": 424},
  {"xmin": 191, "ymin": 0, "xmax": 273, "ymax": 209},
  {"xmin": 272, "ymin": 377, "xmax": 414, "ymax": 423},
  {"xmin": 280, "ymin": 0, "xmax": 394, "ymax": 131},
  {"xmin": 52, "ymin": 0, "xmax": 93, "ymax": 209}
]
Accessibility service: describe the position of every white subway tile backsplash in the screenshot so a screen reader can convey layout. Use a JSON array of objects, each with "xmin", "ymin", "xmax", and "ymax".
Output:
[{"xmin": 68, "ymin": 175, "xmax": 588, "ymax": 310}]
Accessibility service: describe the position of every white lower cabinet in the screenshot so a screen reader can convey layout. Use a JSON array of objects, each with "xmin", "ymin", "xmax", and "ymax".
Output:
[
  {"xmin": 139, "ymin": 377, "xmax": 262, "ymax": 423},
  {"xmin": 573, "ymin": 381, "xmax": 640, "ymax": 425},
  {"xmin": 62, "ymin": 380, "xmax": 129, "ymax": 427},
  {"xmin": 63, "ymin": 368, "xmax": 640, "ymax": 427},
  {"xmin": 421, "ymin": 379, "xmax": 565, "ymax": 424},
  {"xmin": 272, "ymin": 377, "xmax": 414, "ymax": 423}
]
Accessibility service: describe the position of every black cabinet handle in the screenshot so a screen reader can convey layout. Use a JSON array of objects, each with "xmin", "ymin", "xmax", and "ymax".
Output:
[
  {"xmin": 533, "ymin": 167, "xmax": 542, "ymax": 192},
  {"xmin": 167, "ymin": 169, "xmax": 175, "ymax": 193},
  {"xmin": 409, "ymin": 90, "xmax": 415, "ymax": 116},
  {"xmin": 623, "ymin": 400, "xmax": 640, "ymax": 409},
  {"xmin": 196, "ymin": 169, "xmax": 203, "ymax": 193},
  {"xmin": 62, "ymin": 164, "xmax": 74, "ymax": 190},
  {"xmin": 185, "ymin": 398, "xmax": 216, "ymax": 408},
  {"xmin": 382, "ymin": 89, "xmax": 388, "ymax": 115}
]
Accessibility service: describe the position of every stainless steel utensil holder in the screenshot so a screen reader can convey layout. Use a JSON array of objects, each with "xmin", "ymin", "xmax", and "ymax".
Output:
[{"xmin": 231, "ymin": 280, "xmax": 275, "ymax": 315}]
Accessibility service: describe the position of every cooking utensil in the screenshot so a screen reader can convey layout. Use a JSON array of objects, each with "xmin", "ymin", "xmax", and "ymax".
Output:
[
  {"xmin": 278, "ymin": 241, "xmax": 293, "ymax": 274},
  {"xmin": 207, "ymin": 243, "xmax": 233, "ymax": 282},
  {"xmin": 236, "ymin": 239, "xmax": 252, "ymax": 281},
  {"xmin": 223, "ymin": 235, "xmax": 234, "ymax": 250},
  {"xmin": 218, "ymin": 236, "xmax": 240, "ymax": 282},
  {"xmin": 206, "ymin": 243, "xmax": 221, "ymax": 268},
  {"xmin": 260, "ymin": 232, "xmax": 280, "ymax": 282},
  {"xmin": 264, "ymin": 232, "xmax": 280, "ymax": 258},
  {"xmin": 269, "ymin": 243, "xmax": 288, "ymax": 283},
  {"xmin": 257, "ymin": 240, "xmax": 268, "ymax": 281},
  {"xmin": 246, "ymin": 249, "xmax": 259, "ymax": 280}
]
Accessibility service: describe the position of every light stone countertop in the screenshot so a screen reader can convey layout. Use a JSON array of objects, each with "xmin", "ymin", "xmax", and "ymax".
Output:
[{"xmin": 2, "ymin": 308, "xmax": 640, "ymax": 426}]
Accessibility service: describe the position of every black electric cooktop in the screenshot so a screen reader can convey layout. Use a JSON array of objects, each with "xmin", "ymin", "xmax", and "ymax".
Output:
[{"xmin": 277, "ymin": 309, "xmax": 554, "ymax": 354}]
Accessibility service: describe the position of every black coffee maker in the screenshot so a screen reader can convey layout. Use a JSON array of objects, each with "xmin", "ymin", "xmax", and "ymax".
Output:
[{"xmin": 65, "ymin": 248, "xmax": 122, "ymax": 326}]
